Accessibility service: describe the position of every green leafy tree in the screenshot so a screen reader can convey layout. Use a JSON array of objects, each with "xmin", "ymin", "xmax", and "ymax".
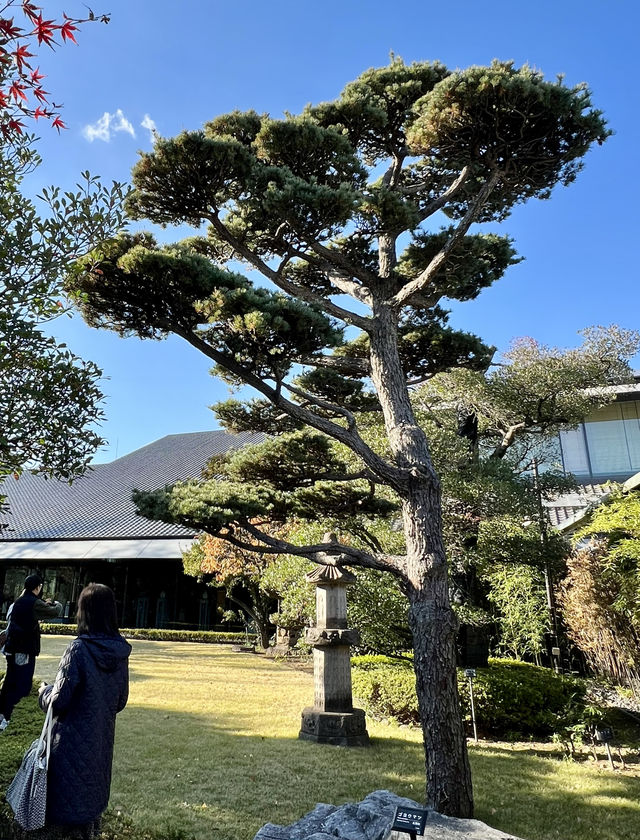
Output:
[
  {"xmin": 68, "ymin": 60, "xmax": 608, "ymax": 816},
  {"xmin": 0, "ymin": 136, "xmax": 127, "ymax": 484},
  {"xmin": 415, "ymin": 326, "xmax": 640, "ymax": 465},
  {"xmin": 182, "ymin": 530, "xmax": 276, "ymax": 647},
  {"xmin": 255, "ymin": 326, "xmax": 638, "ymax": 662},
  {"xmin": 0, "ymin": 3, "xmax": 127, "ymax": 489},
  {"xmin": 258, "ymin": 513, "xmax": 412, "ymax": 656}
]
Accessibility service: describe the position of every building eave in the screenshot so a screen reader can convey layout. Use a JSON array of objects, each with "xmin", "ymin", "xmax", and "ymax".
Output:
[{"xmin": 0, "ymin": 538, "xmax": 195, "ymax": 562}]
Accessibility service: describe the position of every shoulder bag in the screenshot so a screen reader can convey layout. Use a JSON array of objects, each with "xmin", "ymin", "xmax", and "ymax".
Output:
[{"xmin": 6, "ymin": 702, "xmax": 54, "ymax": 830}]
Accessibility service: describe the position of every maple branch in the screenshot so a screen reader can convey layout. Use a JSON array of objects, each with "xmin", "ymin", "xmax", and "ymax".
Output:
[{"xmin": 392, "ymin": 170, "xmax": 501, "ymax": 308}]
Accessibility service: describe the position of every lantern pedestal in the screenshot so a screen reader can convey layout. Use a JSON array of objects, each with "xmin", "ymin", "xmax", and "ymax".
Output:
[{"xmin": 299, "ymin": 707, "xmax": 369, "ymax": 746}]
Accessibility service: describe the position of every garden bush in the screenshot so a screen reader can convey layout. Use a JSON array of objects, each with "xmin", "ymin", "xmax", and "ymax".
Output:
[
  {"xmin": 36, "ymin": 624, "xmax": 253, "ymax": 644},
  {"xmin": 351, "ymin": 655, "xmax": 587, "ymax": 735},
  {"xmin": 351, "ymin": 656, "xmax": 417, "ymax": 723}
]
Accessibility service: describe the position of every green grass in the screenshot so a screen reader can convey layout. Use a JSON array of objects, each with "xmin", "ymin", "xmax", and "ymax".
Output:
[{"xmin": 1, "ymin": 636, "xmax": 639, "ymax": 840}]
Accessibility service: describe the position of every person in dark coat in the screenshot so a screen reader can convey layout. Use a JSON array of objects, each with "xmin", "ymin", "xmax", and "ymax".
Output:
[
  {"xmin": 38, "ymin": 583, "xmax": 131, "ymax": 837},
  {"xmin": 0, "ymin": 573, "xmax": 63, "ymax": 730}
]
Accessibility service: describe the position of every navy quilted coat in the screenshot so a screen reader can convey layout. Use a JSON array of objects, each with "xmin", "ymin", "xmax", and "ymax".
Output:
[{"xmin": 39, "ymin": 634, "xmax": 131, "ymax": 826}]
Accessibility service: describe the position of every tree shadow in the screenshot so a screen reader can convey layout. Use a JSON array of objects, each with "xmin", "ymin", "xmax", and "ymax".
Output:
[{"xmin": 470, "ymin": 744, "xmax": 640, "ymax": 840}]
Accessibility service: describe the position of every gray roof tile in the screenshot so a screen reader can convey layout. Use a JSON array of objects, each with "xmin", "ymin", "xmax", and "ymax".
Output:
[
  {"xmin": 545, "ymin": 482, "xmax": 615, "ymax": 530},
  {"xmin": 1, "ymin": 430, "xmax": 265, "ymax": 541}
]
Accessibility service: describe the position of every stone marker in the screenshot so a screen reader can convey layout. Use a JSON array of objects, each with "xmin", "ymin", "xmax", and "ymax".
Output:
[
  {"xmin": 298, "ymin": 533, "xmax": 369, "ymax": 747},
  {"xmin": 254, "ymin": 789, "xmax": 526, "ymax": 840}
]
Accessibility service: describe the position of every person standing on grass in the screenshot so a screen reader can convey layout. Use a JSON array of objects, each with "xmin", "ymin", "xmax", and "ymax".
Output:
[
  {"xmin": 0, "ymin": 573, "xmax": 63, "ymax": 731},
  {"xmin": 38, "ymin": 583, "xmax": 131, "ymax": 839}
]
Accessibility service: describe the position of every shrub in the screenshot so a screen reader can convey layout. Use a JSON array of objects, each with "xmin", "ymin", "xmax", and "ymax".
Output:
[
  {"xmin": 36, "ymin": 624, "xmax": 254, "ymax": 644},
  {"xmin": 459, "ymin": 659, "xmax": 586, "ymax": 735},
  {"xmin": 352, "ymin": 656, "xmax": 417, "ymax": 724},
  {"xmin": 351, "ymin": 655, "xmax": 586, "ymax": 735}
]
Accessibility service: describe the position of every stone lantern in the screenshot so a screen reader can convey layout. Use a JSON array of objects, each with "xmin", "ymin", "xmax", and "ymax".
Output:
[{"xmin": 299, "ymin": 533, "xmax": 369, "ymax": 746}]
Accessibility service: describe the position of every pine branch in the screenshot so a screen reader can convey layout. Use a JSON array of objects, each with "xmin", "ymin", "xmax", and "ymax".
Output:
[
  {"xmin": 224, "ymin": 521, "xmax": 405, "ymax": 577},
  {"xmin": 392, "ymin": 170, "xmax": 501, "ymax": 308},
  {"xmin": 207, "ymin": 213, "xmax": 370, "ymax": 330},
  {"xmin": 174, "ymin": 326, "xmax": 408, "ymax": 489}
]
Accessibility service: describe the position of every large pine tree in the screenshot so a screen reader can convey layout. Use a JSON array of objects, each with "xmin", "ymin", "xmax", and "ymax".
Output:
[{"xmin": 67, "ymin": 60, "xmax": 609, "ymax": 817}]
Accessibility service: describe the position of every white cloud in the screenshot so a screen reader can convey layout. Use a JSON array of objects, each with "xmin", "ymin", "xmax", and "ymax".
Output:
[
  {"xmin": 83, "ymin": 109, "xmax": 136, "ymax": 142},
  {"xmin": 141, "ymin": 114, "xmax": 158, "ymax": 144},
  {"xmin": 83, "ymin": 112, "xmax": 111, "ymax": 142},
  {"xmin": 112, "ymin": 109, "xmax": 135, "ymax": 138}
]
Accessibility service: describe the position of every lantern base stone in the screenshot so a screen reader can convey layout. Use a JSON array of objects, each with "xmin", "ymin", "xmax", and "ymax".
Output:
[{"xmin": 299, "ymin": 707, "xmax": 369, "ymax": 747}]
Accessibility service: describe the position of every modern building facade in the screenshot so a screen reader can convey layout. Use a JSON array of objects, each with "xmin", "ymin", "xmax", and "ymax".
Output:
[
  {"xmin": 558, "ymin": 383, "xmax": 640, "ymax": 484},
  {"xmin": 545, "ymin": 379, "xmax": 640, "ymax": 530}
]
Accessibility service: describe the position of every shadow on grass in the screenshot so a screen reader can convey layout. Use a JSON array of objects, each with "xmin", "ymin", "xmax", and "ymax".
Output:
[
  {"xmin": 7, "ymin": 642, "xmax": 640, "ymax": 840},
  {"xmin": 108, "ymin": 702, "xmax": 640, "ymax": 840},
  {"xmin": 470, "ymin": 744, "xmax": 640, "ymax": 840},
  {"xmin": 3, "ymin": 693, "xmax": 640, "ymax": 840},
  {"xmin": 111, "ymin": 703, "xmax": 425, "ymax": 840}
]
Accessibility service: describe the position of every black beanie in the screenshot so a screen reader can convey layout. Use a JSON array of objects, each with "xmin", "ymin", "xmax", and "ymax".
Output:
[{"xmin": 24, "ymin": 574, "xmax": 43, "ymax": 592}]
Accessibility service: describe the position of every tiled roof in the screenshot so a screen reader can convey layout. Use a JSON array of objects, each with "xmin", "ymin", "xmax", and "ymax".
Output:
[
  {"xmin": 545, "ymin": 482, "xmax": 617, "ymax": 531},
  {"xmin": 0, "ymin": 430, "xmax": 265, "ymax": 542}
]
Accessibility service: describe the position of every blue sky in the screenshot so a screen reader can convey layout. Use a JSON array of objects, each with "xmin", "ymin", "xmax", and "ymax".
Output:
[{"xmin": 26, "ymin": 0, "xmax": 640, "ymax": 461}]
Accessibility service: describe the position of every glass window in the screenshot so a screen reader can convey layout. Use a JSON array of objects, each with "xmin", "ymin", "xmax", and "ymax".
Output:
[
  {"xmin": 585, "ymin": 411, "xmax": 632, "ymax": 476},
  {"xmin": 622, "ymin": 402, "xmax": 640, "ymax": 471},
  {"xmin": 559, "ymin": 427, "xmax": 590, "ymax": 476}
]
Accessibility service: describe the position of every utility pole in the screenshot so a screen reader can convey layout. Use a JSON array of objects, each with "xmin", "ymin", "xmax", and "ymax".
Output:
[{"xmin": 532, "ymin": 458, "xmax": 561, "ymax": 672}]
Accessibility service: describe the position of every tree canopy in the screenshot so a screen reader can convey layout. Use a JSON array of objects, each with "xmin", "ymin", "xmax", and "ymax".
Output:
[
  {"xmin": 0, "ymin": 4, "xmax": 126, "ymax": 492},
  {"xmin": 67, "ymin": 59, "xmax": 609, "ymax": 817}
]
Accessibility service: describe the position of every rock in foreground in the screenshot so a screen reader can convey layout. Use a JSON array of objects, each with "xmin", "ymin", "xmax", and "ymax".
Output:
[{"xmin": 254, "ymin": 790, "xmax": 524, "ymax": 840}]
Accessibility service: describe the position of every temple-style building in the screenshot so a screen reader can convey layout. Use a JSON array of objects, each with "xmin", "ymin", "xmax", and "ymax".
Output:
[{"xmin": 0, "ymin": 430, "xmax": 264, "ymax": 627}]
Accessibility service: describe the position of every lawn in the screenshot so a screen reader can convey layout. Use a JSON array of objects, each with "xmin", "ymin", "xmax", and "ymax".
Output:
[{"xmin": 1, "ymin": 636, "xmax": 639, "ymax": 840}]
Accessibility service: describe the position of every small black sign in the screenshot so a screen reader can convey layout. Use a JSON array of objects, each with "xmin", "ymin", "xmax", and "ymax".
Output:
[
  {"xmin": 391, "ymin": 805, "xmax": 428, "ymax": 836},
  {"xmin": 595, "ymin": 726, "xmax": 613, "ymax": 743}
]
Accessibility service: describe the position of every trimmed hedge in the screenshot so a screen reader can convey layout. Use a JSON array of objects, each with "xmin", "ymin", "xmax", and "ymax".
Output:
[
  {"xmin": 351, "ymin": 655, "xmax": 586, "ymax": 736},
  {"xmin": 1, "ymin": 621, "xmax": 254, "ymax": 645},
  {"xmin": 117, "ymin": 628, "xmax": 256, "ymax": 644}
]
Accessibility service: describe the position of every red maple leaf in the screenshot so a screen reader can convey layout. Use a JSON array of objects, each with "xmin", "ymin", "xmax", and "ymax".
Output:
[
  {"xmin": 22, "ymin": 2, "xmax": 41, "ymax": 24},
  {"xmin": 33, "ymin": 105, "xmax": 47, "ymax": 119},
  {"xmin": 9, "ymin": 81, "xmax": 27, "ymax": 101},
  {"xmin": 51, "ymin": 115, "xmax": 66, "ymax": 132},
  {"xmin": 60, "ymin": 19, "xmax": 78, "ymax": 44},
  {"xmin": 14, "ymin": 43, "xmax": 34, "ymax": 72},
  {"xmin": 32, "ymin": 13, "xmax": 58, "ymax": 47},
  {"xmin": 32, "ymin": 85, "xmax": 49, "ymax": 102},
  {"xmin": 0, "ymin": 17, "xmax": 23, "ymax": 39},
  {"xmin": 30, "ymin": 66, "xmax": 45, "ymax": 82},
  {"xmin": 0, "ymin": 90, "xmax": 7, "ymax": 107},
  {"xmin": 8, "ymin": 118, "xmax": 25, "ymax": 134}
]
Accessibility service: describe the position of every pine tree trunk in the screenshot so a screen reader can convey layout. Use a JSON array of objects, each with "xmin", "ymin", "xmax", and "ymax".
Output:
[
  {"xmin": 368, "ymin": 303, "xmax": 474, "ymax": 818},
  {"xmin": 405, "ymin": 483, "xmax": 474, "ymax": 817}
]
